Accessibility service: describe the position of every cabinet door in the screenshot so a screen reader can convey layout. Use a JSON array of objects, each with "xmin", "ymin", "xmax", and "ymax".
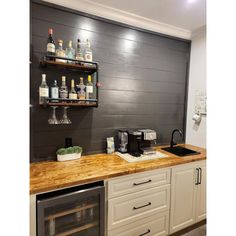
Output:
[
  {"xmin": 169, "ymin": 163, "xmax": 198, "ymax": 234},
  {"xmin": 196, "ymin": 162, "xmax": 206, "ymax": 222}
]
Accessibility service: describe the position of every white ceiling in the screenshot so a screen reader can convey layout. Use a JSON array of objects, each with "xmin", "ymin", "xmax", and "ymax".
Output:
[
  {"xmin": 90, "ymin": 0, "xmax": 206, "ymax": 32},
  {"xmin": 43, "ymin": 0, "xmax": 206, "ymax": 39}
]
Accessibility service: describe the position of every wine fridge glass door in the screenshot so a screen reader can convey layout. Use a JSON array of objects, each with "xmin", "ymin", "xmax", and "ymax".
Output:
[{"xmin": 37, "ymin": 186, "xmax": 105, "ymax": 236}]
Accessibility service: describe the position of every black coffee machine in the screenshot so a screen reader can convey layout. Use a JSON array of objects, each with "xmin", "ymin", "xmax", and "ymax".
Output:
[
  {"xmin": 118, "ymin": 129, "xmax": 157, "ymax": 157},
  {"xmin": 127, "ymin": 130, "xmax": 142, "ymax": 157}
]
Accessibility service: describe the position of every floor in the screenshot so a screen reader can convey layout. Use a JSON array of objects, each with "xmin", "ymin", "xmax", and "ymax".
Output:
[
  {"xmin": 182, "ymin": 224, "xmax": 206, "ymax": 236},
  {"xmin": 170, "ymin": 222, "xmax": 206, "ymax": 236}
]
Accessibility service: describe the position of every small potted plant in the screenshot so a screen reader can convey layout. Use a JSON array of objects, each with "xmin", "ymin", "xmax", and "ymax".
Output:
[{"xmin": 56, "ymin": 146, "xmax": 83, "ymax": 162}]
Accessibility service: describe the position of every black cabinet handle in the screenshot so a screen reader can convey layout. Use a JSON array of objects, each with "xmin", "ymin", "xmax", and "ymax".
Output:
[
  {"xmin": 139, "ymin": 229, "xmax": 151, "ymax": 236},
  {"xmin": 133, "ymin": 202, "xmax": 151, "ymax": 210},
  {"xmin": 195, "ymin": 168, "xmax": 199, "ymax": 185},
  {"xmin": 199, "ymin": 168, "xmax": 202, "ymax": 184},
  {"xmin": 133, "ymin": 179, "xmax": 152, "ymax": 186}
]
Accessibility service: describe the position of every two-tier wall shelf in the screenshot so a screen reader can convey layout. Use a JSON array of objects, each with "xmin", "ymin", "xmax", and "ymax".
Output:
[{"xmin": 39, "ymin": 55, "xmax": 100, "ymax": 108}]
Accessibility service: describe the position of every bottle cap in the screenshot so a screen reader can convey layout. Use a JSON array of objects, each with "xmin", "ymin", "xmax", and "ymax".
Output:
[
  {"xmin": 88, "ymin": 75, "xmax": 92, "ymax": 82},
  {"xmin": 68, "ymin": 40, "xmax": 72, "ymax": 47},
  {"xmin": 48, "ymin": 28, "xmax": 53, "ymax": 35},
  {"xmin": 62, "ymin": 76, "xmax": 66, "ymax": 81},
  {"xmin": 71, "ymin": 79, "xmax": 75, "ymax": 87},
  {"xmin": 42, "ymin": 74, "xmax": 46, "ymax": 81},
  {"xmin": 80, "ymin": 77, "xmax": 83, "ymax": 81},
  {"xmin": 58, "ymin": 39, "xmax": 63, "ymax": 44}
]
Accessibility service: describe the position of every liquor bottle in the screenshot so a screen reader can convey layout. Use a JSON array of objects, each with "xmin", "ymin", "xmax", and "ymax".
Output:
[
  {"xmin": 84, "ymin": 39, "xmax": 93, "ymax": 62},
  {"xmin": 55, "ymin": 39, "xmax": 66, "ymax": 63},
  {"xmin": 76, "ymin": 77, "xmax": 86, "ymax": 102},
  {"xmin": 69, "ymin": 79, "xmax": 77, "ymax": 100},
  {"xmin": 46, "ymin": 28, "xmax": 55, "ymax": 60},
  {"xmin": 50, "ymin": 80, "xmax": 59, "ymax": 102},
  {"xmin": 59, "ymin": 76, "xmax": 68, "ymax": 99},
  {"xmin": 86, "ymin": 75, "xmax": 93, "ymax": 103},
  {"xmin": 65, "ymin": 40, "xmax": 75, "ymax": 62},
  {"xmin": 75, "ymin": 39, "xmax": 84, "ymax": 61},
  {"xmin": 39, "ymin": 74, "xmax": 49, "ymax": 104}
]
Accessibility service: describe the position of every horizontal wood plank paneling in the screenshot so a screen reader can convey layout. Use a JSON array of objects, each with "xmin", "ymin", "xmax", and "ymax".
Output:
[{"xmin": 30, "ymin": 1, "xmax": 190, "ymax": 162}]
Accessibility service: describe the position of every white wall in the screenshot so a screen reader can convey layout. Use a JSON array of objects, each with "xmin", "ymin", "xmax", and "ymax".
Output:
[{"xmin": 186, "ymin": 27, "xmax": 206, "ymax": 148}]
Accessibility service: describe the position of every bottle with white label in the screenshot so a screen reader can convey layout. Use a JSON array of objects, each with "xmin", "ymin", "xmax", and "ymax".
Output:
[
  {"xmin": 84, "ymin": 39, "xmax": 93, "ymax": 62},
  {"xmin": 59, "ymin": 76, "xmax": 68, "ymax": 99},
  {"xmin": 39, "ymin": 74, "xmax": 49, "ymax": 104},
  {"xmin": 55, "ymin": 39, "xmax": 66, "ymax": 63},
  {"xmin": 50, "ymin": 80, "xmax": 59, "ymax": 102},
  {"xmin": 69, "ymin": 79, "xmax": 77, "ymax": 101},
  {"xmin": 86, "ymin": 75, "xmax": 93, "ymax": 103}
]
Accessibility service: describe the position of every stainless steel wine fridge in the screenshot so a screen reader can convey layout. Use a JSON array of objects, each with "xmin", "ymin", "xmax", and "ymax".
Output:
[{"xmin": 37, "ymin": 182, "xmax": 105, "ymax": 236}]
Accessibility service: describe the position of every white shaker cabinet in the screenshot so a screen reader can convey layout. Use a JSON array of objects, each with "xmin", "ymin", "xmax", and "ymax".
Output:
[
  {"xmin": 169, "ymin": 160, "xmax": 206, "ymax": 234},
  {"xmin": 196, "ymin": 162, "xmax": 206, "ymax": 222},
  {"xmin": 106, "ymin": 168, "xmax": 171, "ymax": 236}
]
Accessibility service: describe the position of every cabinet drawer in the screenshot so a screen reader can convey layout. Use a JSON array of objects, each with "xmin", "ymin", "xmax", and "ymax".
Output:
[
  {"xmin": 108, "ymin": 184, "xmax": 170, "ymax": 230},
  {"xmin": 108, "ymin": 211, "xmax": 169, "ymax": 236},
  {"xmin": 107, "ymin": 168, "xmax": 170, "ymax": 199}
]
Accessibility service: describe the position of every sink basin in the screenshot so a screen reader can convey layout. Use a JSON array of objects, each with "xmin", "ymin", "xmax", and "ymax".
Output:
[{"xmin": 161, "ymin": 146, "xmax": 200, "ymax": 157}]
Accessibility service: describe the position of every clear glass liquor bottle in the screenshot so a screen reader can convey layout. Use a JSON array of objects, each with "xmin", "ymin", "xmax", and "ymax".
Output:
[
  {"xmin": 59, "ymin": 76, "xmax": 68, "ymax": 99},
  {"xmin": 86, "ymin": 75, "xmax": 93, "ymax": 103},
  {"xmin": 55, "ymin": 39, "xmax": 66, "ymax": 63},
  {"xmin": 75, "ymin": 39, "xmax": 84, "ymax": 61},
  {"xmin": 69, "ymin": 79, "xmax": 77, "ymax": 101},
  {"xmin": 39, "ymin": 74, "xmax": 49, "ymax": 104},
  {"xmin": 65, "ymin": 40, "xmax": 75, "ymax": 63},
  {"xmin": 84, "ymin": 39, "xmax": 93, "ymax": 62},
  {"xmin": 50, "ymin": 80, "xmax": 59, "ymax": 102},
  {"xmin": 76, "ymin": 77, "xmax": 86, "ymax": 103}
]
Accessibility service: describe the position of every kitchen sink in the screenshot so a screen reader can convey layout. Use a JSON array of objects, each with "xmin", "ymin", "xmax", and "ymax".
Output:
[{"xmin": 161, "ymin": 146, "xmax": 200, "ymax": 157}]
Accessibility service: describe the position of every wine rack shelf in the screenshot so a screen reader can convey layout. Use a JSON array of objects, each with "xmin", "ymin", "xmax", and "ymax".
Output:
[
  {"xmin": 39, "ymin": 55, "xmax": 99, "ymax": 109},
  {"xmin": 56, "ymin": 222, "xmax": 98, "ymax": 236},
  {"xmin": 45, "ymin": 203, "xmax": 98, "ymax": 220},
  {"xmin": 41, "ymin": 98, "xmax": 98, "ymax": 107},
  {"xmin": 40, "ymin": 55, "xmax": 99, "ymax": 74}
]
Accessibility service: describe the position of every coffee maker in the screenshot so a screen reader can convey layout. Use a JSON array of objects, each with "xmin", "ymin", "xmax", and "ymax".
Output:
[
  {"xmin": 138, "ymin": 129, "xmax": 157, "ymax": 155},
  {"xmin": 127, "ymin": 130, "xmax": 142, "ymax": 157},
  {"xmin": 118, "ymin": 129, "xmax": 157, "ymax": 157}
]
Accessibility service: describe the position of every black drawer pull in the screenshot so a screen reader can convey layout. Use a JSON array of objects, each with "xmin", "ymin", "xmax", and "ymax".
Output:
[
  {"xmin": 139, "ymin": 229, "xmax": 151, "ymax": 236},
  {"xmin": 133, "ymin": 202, "xmax": 151, "ymax": 210},
  {"xmin": 195, "ymin": 168, "xmax": 199, "ymax": 185},
  {"xmin": 133, "ymin": 179, "xmax": 152, "ymax": 186},
  {"xmin": 199, "ymin": 167, "xmax": 202, "ymax": 184}
]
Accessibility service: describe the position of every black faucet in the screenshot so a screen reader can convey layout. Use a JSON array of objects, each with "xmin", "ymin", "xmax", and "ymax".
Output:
[{"xmin": 170, "ymin": 129, "xmax": 183, "ymax": 148}]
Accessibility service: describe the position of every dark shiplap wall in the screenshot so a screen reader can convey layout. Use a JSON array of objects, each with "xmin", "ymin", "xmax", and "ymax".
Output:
[{"xmin": 30, "ymin": 1, "xmax": 190, "ymax": 162}]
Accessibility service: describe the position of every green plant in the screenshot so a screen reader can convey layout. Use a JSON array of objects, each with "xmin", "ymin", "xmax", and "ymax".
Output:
[{"xmin": 56, "ymin": 146, "xmax": 83, "ymax": 155}]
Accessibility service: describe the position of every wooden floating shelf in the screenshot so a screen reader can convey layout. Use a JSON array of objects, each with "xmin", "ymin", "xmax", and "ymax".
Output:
[
  {"xmin": 41, "ymin": 98, "xmax": 98, "ymax": 107},
  {"xmin": 55, "ymin": 221, "xmax": 98, "ymax": 236},
  {"xmin": 45, "ymin": 203, "xmax": 98, "ymax": 220},
  {"xmin": 45, "ymin": 102, "xmax": 97, "ymax": 107},
  {"xmin": 40, "ymin": 56, "xmax": 99, "ymax": 74}
]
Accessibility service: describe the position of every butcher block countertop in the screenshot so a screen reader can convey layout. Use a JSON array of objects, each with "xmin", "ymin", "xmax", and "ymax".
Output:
[{"xmin": 30, "ymin": 144, "xmax": 206, "ymax": 195}]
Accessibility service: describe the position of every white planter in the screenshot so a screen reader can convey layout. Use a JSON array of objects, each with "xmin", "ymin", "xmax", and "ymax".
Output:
[{"xmin": 57, "ymin": 152, "xmax": 82, "ymax": 162}]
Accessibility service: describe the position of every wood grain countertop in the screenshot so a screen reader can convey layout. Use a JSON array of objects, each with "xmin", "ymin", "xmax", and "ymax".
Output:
[{"xmin": 30, "ymin": 144, "xmax": 206, "ymax": 195}]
